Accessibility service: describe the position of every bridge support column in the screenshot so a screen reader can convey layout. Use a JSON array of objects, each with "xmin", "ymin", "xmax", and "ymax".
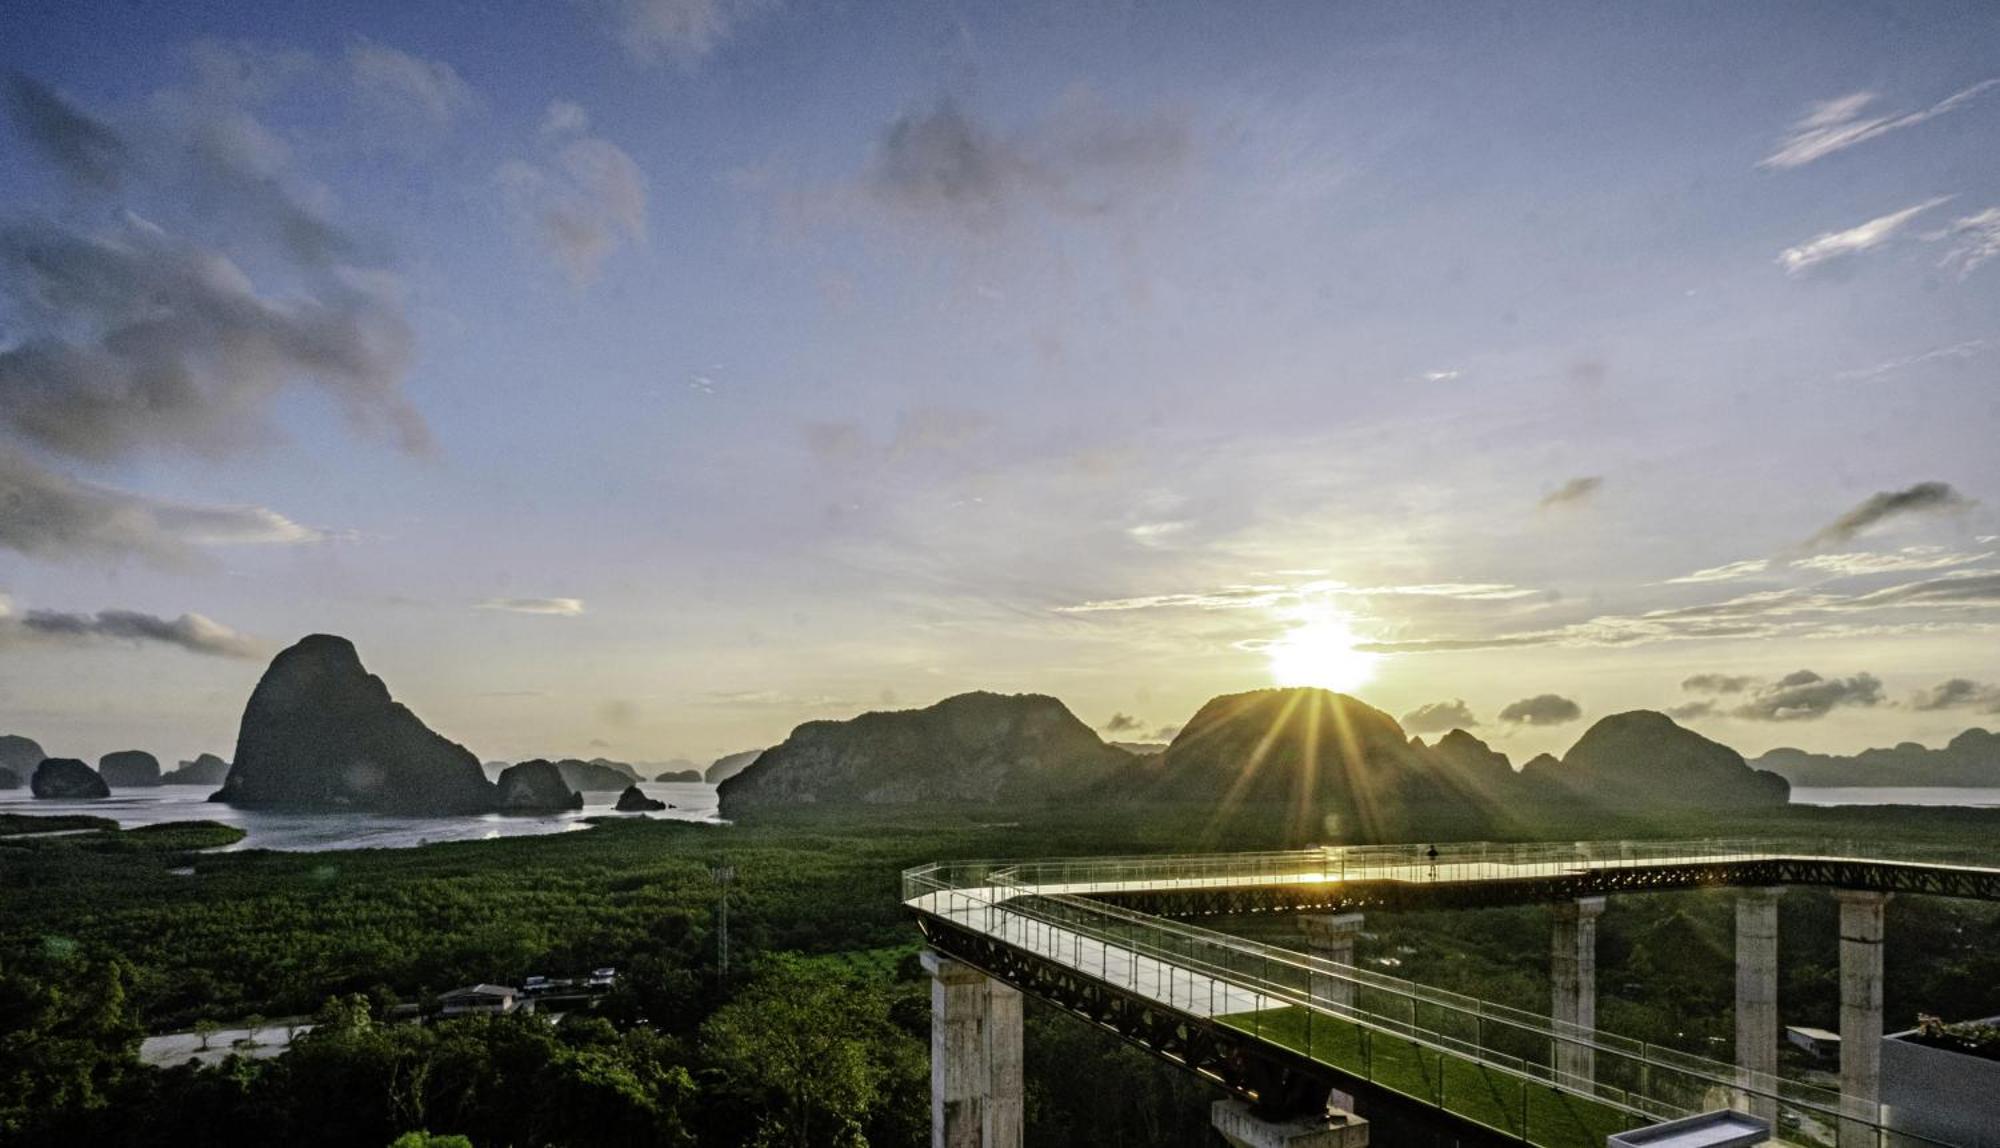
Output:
[
  {"xmin": 1299, "ymin": 913, "xmax": 1365, "ymax": 1013},
  {"xmin": 1211, "ymin": 1099, "xmax": 1369, "ymax": 1148},
  {"xmin": 1735, "ymin": 887, "xmax": 1783, "ymax": 1122},
  {"xmin": 1550, "ymin": 897, "xmax": 1605, "ymax": 1089},
  {"xmin": 922, "ymin": 951, "xmax": 1022, "ymax": 1148},
  {"xmin": 1836, "ymin": 891, "xmax": 1888, "ymax": 1148}
]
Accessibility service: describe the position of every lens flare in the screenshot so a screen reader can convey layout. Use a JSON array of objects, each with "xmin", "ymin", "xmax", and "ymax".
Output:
[{"xmin": 1265, "ymin": 610, "xmax": 1380, "ymax": 692}]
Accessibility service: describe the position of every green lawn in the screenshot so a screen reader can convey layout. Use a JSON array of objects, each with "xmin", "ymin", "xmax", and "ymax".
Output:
[{"xmin": 1218, "ymin": 1005, "xmax": 1640, "ymax": 1148}]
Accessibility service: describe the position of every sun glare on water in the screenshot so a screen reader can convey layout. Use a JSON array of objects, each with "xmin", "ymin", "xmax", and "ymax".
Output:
[{"xmin": 1265, "ymin": 610, "xmax": 1381, "ymax": 692}]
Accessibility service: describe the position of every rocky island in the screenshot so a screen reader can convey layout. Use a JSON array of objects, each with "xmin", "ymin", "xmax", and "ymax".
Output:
[
  {"xmin": 32, "ymin": 758, "xmax": 110, "ymax": 799},
  {"xmin": 214, "ymin": 634, "xmax": 497, "ymax": 814},
  {"xmin": 99, "ymin": 750, "xmax": 163, "ymax": 788}
]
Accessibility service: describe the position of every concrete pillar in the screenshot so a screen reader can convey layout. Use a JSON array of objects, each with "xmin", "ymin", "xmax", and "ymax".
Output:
[
  {"xmin": 1211, "ymin": 1099, "xmax": 1369, "ymax": 1148},
  {"xmin": 921, "ymin": 950, "xmax": 1022, "ymax": 1148},
  {"xmin": 984, "ymin": 979, "xmax": 1023, "ymax": 1148},
  {"xmin": 1550, "ymin": 897, "xmax": 1606, "ymax": 1089},
  {"xmin": 1299, "ymin": 912, "xmax": 1365, "ymax": 1013},
  {"xmin": 1836, "ymin": 891, "xmax": 1889, "ymax": 1148},
  {"xmin": 1735, "ymin": 887, "xmax": 1783, "ymax": 1122}
]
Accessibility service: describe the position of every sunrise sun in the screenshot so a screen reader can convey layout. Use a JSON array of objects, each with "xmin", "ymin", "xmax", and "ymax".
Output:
[{"xmin": 1264, "ymin": 610, "xmax": 1381, "ymax": 692}]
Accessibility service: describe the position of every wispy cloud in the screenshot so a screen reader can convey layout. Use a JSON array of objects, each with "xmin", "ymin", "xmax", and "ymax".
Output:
[
  {"xmin": 1835, "ymin": 339, "xmax": 1994, "ymax": 382},
  {"xmin": 1778, "ymin": 197, "xmax": 1953, "ymax": 275},
  {"xmin": 1760, "ymin": 80, "xmax": 2000, "ymax": 169},
  {"xmin": 346, "ymin": 39, "xmax": 476, "ymax": 132},
  {"xmin": 1806, "ymin": 481, "xmax": 1975, "ymax": 547},
  {"xmin": 1791, "ymin": 547, "xmax": 1991, "ymax": 577},
  {"xmin": 1933, "ymin": 206, "xmax": 2000, "ymax": 280},
  {"xmin": 1538, "ymin": 476, "xmax": 1602, "ymax": 509},
  {"xmin": 499, "ymin": 100, "xmax": 647, "ymax": 283},
  {"xmin": 0, "ymin": 450, "xmax": 335, "ymax": 567},
  {"xmin": 1359, "ymin": 571, "xmax": 2000, "ymax": 655},
  {"xmin": 597, "ymin": 0, "xmax": 772, "ymax": 68},
  {"xmin": 1665, "ymin": 559, "xmax": 1769, "ymax": 585},
  {"xmin": 1058, "ymin": 578, "xmax": 1538, "ymax": 614},
  {"xmin": 0, "ymin": 594, "xmax": 264, "ymax": 658},
  {"xmin": 476, "ymin": 597, "xmax": 586, "ymax": 616}
]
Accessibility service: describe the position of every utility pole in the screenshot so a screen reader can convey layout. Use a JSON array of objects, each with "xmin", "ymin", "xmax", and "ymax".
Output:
[{"xmin": 710, "ymin": 864, "xmax": 735, "ymax": 983}]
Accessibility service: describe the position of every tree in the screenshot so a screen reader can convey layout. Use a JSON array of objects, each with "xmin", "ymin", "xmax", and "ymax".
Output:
[
  {"xmin": 0, "ymin": 954, "xmax": 145, "ymax": 1138},
  {"xmin": 194, "ymin": 1017, "xmax": 220, "ymax": 1052},
  {"xmin": 388, "ymin": 1133, "xmax": 473, "ymax": 1148},
  {"xmin": 701, "ymin": 956, "xmax": 899, "ymax": 1148}
]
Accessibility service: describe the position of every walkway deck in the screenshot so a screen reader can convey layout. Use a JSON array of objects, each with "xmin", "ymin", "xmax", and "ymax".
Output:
[{"xmin": 906, "ymin": 840, "xmax": 1991, "ymax": 1148}]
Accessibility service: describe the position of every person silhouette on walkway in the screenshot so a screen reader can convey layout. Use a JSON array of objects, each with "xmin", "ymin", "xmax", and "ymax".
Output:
[{"xmin": 1425, "ymin": 844, "xmax": 1439, "ymax": 879}]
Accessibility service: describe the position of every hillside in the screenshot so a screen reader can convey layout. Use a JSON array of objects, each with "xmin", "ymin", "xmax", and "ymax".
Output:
[
  {"xmin": 717, "ymin": 692, "xmax": 1128, "ymax": 813},
  {"xmin": 1525, "ymin": 711, "xmax": 1789, "ymax": 810},
  {"xmin": 1754, "ymin": 729, "xmax": 2000, "ymax": 788}
]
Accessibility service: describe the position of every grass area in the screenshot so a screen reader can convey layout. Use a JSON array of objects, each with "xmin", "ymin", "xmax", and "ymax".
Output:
[
  {"xmin": 0, "ymin": 818, "xmax": 245, "ymax": 853},
  {"xmin": 1218, "ymin": 1005, "xmax": 1638, "ymax": 1148},
  {"xmin": 798, "ymin": 943, "xmax": 922, "ymax": 982},
  {"xmin": 0, "ymin": 812, "xmax": 119, "ymax": 835}
]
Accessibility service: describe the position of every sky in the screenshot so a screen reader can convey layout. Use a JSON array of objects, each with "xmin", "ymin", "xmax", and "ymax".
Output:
[{"xmin": 1, "ymin": 1, "xmax": 1997, "ymax": 767}]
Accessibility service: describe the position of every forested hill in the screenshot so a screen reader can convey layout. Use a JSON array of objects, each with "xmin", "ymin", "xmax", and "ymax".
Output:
[{"xmin": 1755, "ymin": 728, "xmax": 2000, "ymax": 787}]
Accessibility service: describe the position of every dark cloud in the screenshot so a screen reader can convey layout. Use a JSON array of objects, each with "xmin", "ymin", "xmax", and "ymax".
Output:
[
  {"xmin": 1400, "ymin": 699, "xmax": 1479, "ymax": 734},
  {"xmin": 1498, "ymin": 694, "xmax": 1582, "ymax": 726},
  {"xmin": 1729, "ymin": 670, "xmax": 1884, "ymax": 722},
  {"xmin": 0, "ymin": 215, "xmax": 425, "ymax": 463},
  {"xmin": 1100, "ymin": 712, "xmax": 1142, "ymax": 733},
  {"xmin": 1538, "ymin": 476, "xmax": 1602, "ymax": 509},
  {"xmin": 1667, "ymin": 701, "xmax": 1718, "ymax": 721},
  {"xmin": 0, "ymin": 449, "xmax": 329, "ymax": 566},
  {"xmin": 1150, "ymin": 724, "xmax": 1181, "ymax": 742},
  {"xmin": 1844, "ymin": 571, "xmax": 2000, "ymax": 609},
  {"xmin": 1808, "ymin": 482, "xmax": 1975, "ymax": 547},
  {"xmin": 868, "ymin": 92, "xmax": 1190, "ymax": 231},
  {"xmin": 1911, "ymin": 678, "xmax": 2000, "ymax": 713},
  {"xmin": 4, "ymin": 604, "xmax": 263, "ymax": 658},
  {"xmin": 1682, "ymin": 673, "xmax": 1756, "ymax": 694},
  {"xmin": 4, "ymin": 72, "xmax": 129, "ymax": 190}
]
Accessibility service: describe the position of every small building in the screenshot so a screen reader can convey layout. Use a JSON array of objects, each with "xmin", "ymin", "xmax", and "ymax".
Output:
[
  {"xmin": 1785, "ymin": 1025, "xmax": 1840, "ymax": 1061},
  {"xmin": 437, "ymin": 984, "xmax": 521, "ymax": 1016}
]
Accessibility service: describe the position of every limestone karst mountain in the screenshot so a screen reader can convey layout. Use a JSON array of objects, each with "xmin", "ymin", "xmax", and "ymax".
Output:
[
  {"xmin": 718, "ymin": 691, "xmax": 1128, "ymax": 814},
  {"xmin": 99, "ymin": 750, "xmax": 163, "ymax": 788},
  {"xmin": 214, "ymin": 634, "xmax": 496, "ymax": 814}
]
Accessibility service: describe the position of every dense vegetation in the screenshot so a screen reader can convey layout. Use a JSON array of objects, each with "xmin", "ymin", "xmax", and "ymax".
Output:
[{"xmin": 4, "ymin": 801, "xmax": 2000, "ymax": 1145}]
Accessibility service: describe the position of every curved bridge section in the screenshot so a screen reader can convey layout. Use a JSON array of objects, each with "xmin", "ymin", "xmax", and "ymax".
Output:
[{"xmin": 905, "ymin": 841, "xmax": 1996, "ymax": 1148}]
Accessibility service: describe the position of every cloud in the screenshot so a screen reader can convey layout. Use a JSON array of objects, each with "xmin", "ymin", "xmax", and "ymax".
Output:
[
  {"xmin": 346, "ymin": 39, "xmax": 475, "ymax": 131},
  {"xmin": 1807, "ymin": 482, "xmax": 1975, "ymax": 547},
  {"xmin": 500, "ymin": 102, "xmax": 648, "ymax": 283},
  {"xmin": 0, "ymin": 215, "xmax": 425, "ymax": 462},
  {"xmin": 598, "ymin": 0, "xmax": 771, "ymax": 67},
  {"xmin": 0, "ymin": 450, "xmax": 333, "ymax": 566},
  {"xmin": 1400, "ymin": 699, "xmax": 1479, "ymax": 734},
  {"xmin": 1058, "ymin": 578, "xmax": 1536, "ymax": 614},
  {"xmin": 1836, "ymin": 339, "xmax": 1993, "ymax": 382},
  {"xmin": 1665, "ymin": 559, "xmax": 1769, "ymax": 584},
  {"xmin": 1100, "ymin": 712, "xmax": 1141, "ymax": 733},
  {"xmin": 1150, "ymin": 724, "xmax": 1182, "ymax": 742},
  {"xmin": 1538, "ymin": 476, "xmax": 1602, "ymax": 509},
  {"xmin": 866, "ymin": 91, "xmax": 1190, "ymax": 232},
  {"xmin": 476, "ymin": 597, "xmax": 586, "ymax": 616},
  {"xmin": 0, "ymin": 597, "xmax": 262, "ymax": 658},
  {"xmin": 1682, "ymin": 673, "xmax": 1756, "ymax": 694},
  {"xmin": 1728, "ymin": 670, "xmax": 1883, "ymax": 722},
  {"xmin": 1497, "ymin": 694, "xmax": 1582, "ymax": 726},
  {"xmin": 1911, "ymin": 678, "xmax": 2000, "ymax": 713},
  {"xmin": 1760, "ymin": 80, "xmax": 2000, "ymax": 169},
  {"xmin": 1666, "ymin": 701, "xmax": 1718, "ymax": 721},
  {"xmin": 1791, "ymin": 547, "xmax": 1991, "ymax": 577},
  {"xmin": 1934, "ymin": 206, "xmax": 2000, "ymax": 280},
  {"xmin": 4, "ymin": 71, "xmax": 129, "ymax": 190},
  {"xmin": 1779, "ymin": 197, "xmax": 1953, "ymax": 275},
  {"xmin": 702, "ymin": 689, "xmax": 849, "ymax": 710},
  {"xmin": 1358, "ymin": 570, "xmax": 2000, "ymax": 655}
]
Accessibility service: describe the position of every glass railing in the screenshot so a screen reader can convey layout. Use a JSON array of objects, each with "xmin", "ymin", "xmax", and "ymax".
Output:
[{"xmin": 903, "ymin": 848, "xmax": 1969, "ymax": 1148}]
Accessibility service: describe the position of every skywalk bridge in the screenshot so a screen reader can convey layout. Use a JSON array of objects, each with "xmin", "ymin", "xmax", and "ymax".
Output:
[{"xmin": 904, "ymin": 840, "xmax": 2000, "ymax": 1148}]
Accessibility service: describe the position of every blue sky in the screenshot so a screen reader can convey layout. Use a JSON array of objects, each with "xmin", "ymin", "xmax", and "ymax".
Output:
[{"xmin": 2, "ymin": 1, "xmax": 1997, "ymax": 766}]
